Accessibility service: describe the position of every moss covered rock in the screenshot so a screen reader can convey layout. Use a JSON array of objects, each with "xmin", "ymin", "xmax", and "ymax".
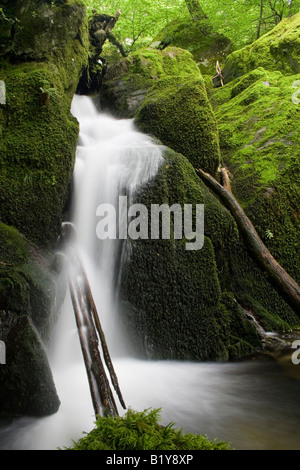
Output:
[
  {"xmin": 0, "ymin": 0, "xmax": 89, "ymax": 417},
  {"xmin": 0, "ymin": 222, "xmax": 62, "ymax": 417},
  {"xmin": 210, "ymin": 68, "xmax": 300, "ymax": 291},
  {"xmin": 119, "ymin": 146, "xmax": 284, "ymax": 361},
  {"xmin": 99, "ymin": 46, "xmax": 201, "ymax": 118},
  {"xmin": 0, "ymin": 0, "xmax": 89, "ymax": 247},
  {"xmin": 151, "ymin": 18, "xmax": 232, "ymax": 76},
  {"xmin": 99, "ymin": 46, "xmax": 220, "ymax": 174},
  {"xmin": 222, "ymin": 12, "xmax": 300, "ymax": 84},
  {"xmin": 135, "ymin": 74, "xmax": 220, "ymax": 174}
]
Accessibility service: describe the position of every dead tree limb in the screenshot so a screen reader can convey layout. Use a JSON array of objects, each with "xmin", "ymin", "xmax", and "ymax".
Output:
[
  {"xmin": 76, "ymin": 277, "xmax": 119, "ymax": 417},
  {"xmin": 78, "ymin": 258, "xmax": 126, "ymax": 410},
  {"xmin": 67, "ymin": 243, "xmax": 124, "ymax": 417},
  {"xmin": 196, "ymin": 168, "xmax": 300, "ymax": 315},
  {"xmin": 69, "ymin": 277, "xmax": 102, "ymax": 417},
  {"xmin": 219, "ymin": 166, "xmax": 232, "ymax": 192}
]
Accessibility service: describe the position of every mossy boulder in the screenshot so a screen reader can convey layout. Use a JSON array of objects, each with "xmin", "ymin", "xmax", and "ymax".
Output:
[
  {"xmin": 99, "ymin": 46, "xmax": 201, "ymax": 118},
  {"xmin": 0, "ymin": 0, "xmax": 88, "ymax": 65},
  {"xmin": 0, "ymin": 0, "xmax": 89, "ymax": 247},
  {"xmin": 0, "ymin": 0, "xmax": 89, "ymax": 417},
  {"xmin": 135, "ymin": 74, "xmax": 221, "ymax": 174},
  {"xmin": 0, "ymin": 222, "xmax": 63, "ymax": 417},
  {"xmin": 151, "ymin": 18, "xmax": 232, "ymax": 76},
  {"xmin": 210, "ymin": 68, "xmax": 300, "ymax": 292},
  {"xmin": 118, "ymin": 146, "xmax": 297, "ymax": 361},
  {"xmin": 100, "ymin": 46, "xmax": 220, "ymax": 174},
  {"xmin": 222, "ymin": 12, "xmax": 300, "ymax": 84},
  {"xmin": 118, "ymin": 138, "xmax": 300, "ymax": 361}
]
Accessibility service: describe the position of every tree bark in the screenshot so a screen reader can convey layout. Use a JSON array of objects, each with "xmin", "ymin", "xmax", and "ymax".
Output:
[
  {"xmin": 197, "ymin": 169, "xmax": 300, "ymax": 316},
  {"xmin": 68, "ymin": 248, "xmax": 125, "ymax": 417},
  {"xmin": 69, "ymin": 278, "xmax": 103, "ymax": 417},
  {"xmin": 257, "ymin": 0, "xmax": 264, "ymax": 39},
  {"xmin": 184, "ymin": 0, "xmax": 208, "ymax": 21},
  {"xmin": 79, "ymin": 258, "xmax": 126, "ymax": 410}
]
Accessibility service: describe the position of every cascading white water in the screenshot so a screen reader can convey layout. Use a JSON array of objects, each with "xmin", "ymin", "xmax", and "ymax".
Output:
[
  {"xmin": 1, "ymin": 95, "xmax": 300, "ymax": 451},
  {"xmin": 69, "ymin": 95, "xmax": 164, "ymax": 357}
]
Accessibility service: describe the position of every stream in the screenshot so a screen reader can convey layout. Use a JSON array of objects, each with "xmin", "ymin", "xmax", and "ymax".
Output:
[{"xmin": 0, "ymin": 95, "xmax": 299, "ymax": 451}]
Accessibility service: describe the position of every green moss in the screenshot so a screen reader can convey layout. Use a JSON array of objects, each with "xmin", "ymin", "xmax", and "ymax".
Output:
[
  {"xmin": 67, "ymin": 408, "xmax": 232, "ymax": 450},
  {"xmin": 211, "ymin": 69, "xmax": 300, "ymax": 289},
  {"xmin": 0, "ymin": 0, "xmax": 89, "ymax": 247},
  {"xmin": 135, "ymin": 75, "xmax": 221, "ymax": 174},
  {"xmin": 119, "ymin": 147, "xmax": 277, "ymax": 360},
  {"xmin": 223, "ymin": 12, "xmax": 300, "ymax": 83},
  {"xmin": 220, "ymin": 292, "xmax": 262, "ymax": 356},
  {"xmin": 0, "ymin": 222, "xmax": 29, "ymax": 265},
  {"xmin": 0, "ymin": 313, "xmax": 60, "ymax": 417},
  {"xmin": 152, "ymin": 18, "xmax": 232, "ymax": 75},
  {"xmin": 100, "ymin": 46, "xmax": 201, "ymax": 118},
  {"xmin": 0, "ymin": 61, "xmax": 80, "ymax": 246}
]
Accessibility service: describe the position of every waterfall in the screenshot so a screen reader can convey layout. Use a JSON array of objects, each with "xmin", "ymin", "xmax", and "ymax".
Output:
[
  {"xmin": 68, "ymin": 95, "xmax": 163, "ymax": 358},
  {"xmin": 1, "ymin": 95, "xmax": 300, "ymax": 451}
]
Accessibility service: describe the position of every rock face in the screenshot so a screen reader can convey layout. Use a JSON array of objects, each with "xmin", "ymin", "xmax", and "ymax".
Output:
[
  {"xmin": 0, "ymin": 222, "xmax": 63, "ymax": 417},
  {"xmin": 0, "ymin": 0, "xmax": 89, "ymax": 417},
  {"xmin": 151, "ymin": 18, "xmax": 232, "ymax": 76},
  {"xmin": 100, "ymin": 47, "xmax": 201, "ymax": 118},
  {"xmin": 210, "ymin": 70, "xmax": 300, "ymax": 292},
  {"xmin": 119, "ymin": 147, "xmax": 265, "ymax": 361},
  {"xmin": 222, "ymin": 12, "xmax": 300, "ymax": 83},
  {"xmin": 135, "ymin": 74, "xmax": 220, "ymax": 174},
  {"xmin": 100, "ymin": 47, "xmax": 221, "ymax": 174},
  {"xmin": 0, "ymin": 0, "xmax": 89, "ymax": 247},
  {"xmin": 206, "ymin": 16, "xmax": 300, "ymax": 331}
]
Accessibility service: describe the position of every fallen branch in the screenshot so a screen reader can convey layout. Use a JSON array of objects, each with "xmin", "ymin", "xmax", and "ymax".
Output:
[
  {"xmin": 66, "ymin": 233, "xmax": 125, "ymax": 417},
  {"xmin": 69, "ymin": 277, "xmax": 103, "ymax": 417},
  {"xmin": 196, "ymin": 168, "xmax": 300, "ymax": 315},
  {"xmin": 212, "ymin": 60, "xmax": 224, "ymax": 86},
  {"xmin": 219, "ymin": 166, "xmax": 232, "ymax": 192},
  {"xmin": 78, "ymin": 258, "xmax": 126, "ymax": 410}
]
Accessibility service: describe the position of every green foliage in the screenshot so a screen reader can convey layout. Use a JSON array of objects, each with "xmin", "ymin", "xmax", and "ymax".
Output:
[
  {"xmin": 80, "ymin": 0, "xmax": 300, "ymax": 53},
  {"xmin": 67, "ymin": 408, "xmax": 232, "ymax": 450}
]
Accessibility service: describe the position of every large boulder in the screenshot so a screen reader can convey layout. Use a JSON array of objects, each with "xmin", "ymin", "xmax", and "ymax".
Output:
[
  {"xmin": 118, "ymin": 146, "xmax": 296, "ymax": 361},
  {"xmin": 222, "ymin": 12, "xmax": 300, "ymax": 84},
  {"xmin": 210, "ymin": 68, "xmax": 300, "ymax": 291},
  {"xmin": 0, "ymin": 222, "xmax": 62, "ymax": 417},
  {"xmin": 151, "ymin": 18, "xmax": 232, "ymax": 76},
  {"xmin": 0, "ymin": 0, "xmax": 89, "ymax": 247},
  {"xmin": 100, "ymin": 46, "xmax": 221, "ymax": 174},
  {"xmin": 0, "ymin": 0, "xmax": 89, "ymax": 417},
  {"xmin": 135, "ymin": 74, "xmax": 220, "ymax": 174},
  {"xmin": 100, "ymin": 46, "xmax": 201, "ymax": 118}
]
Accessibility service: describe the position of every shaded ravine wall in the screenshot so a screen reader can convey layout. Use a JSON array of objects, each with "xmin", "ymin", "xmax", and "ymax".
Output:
[{"xmin": 0, "ymin": 0, "xmax": 89, "ymax": 417}]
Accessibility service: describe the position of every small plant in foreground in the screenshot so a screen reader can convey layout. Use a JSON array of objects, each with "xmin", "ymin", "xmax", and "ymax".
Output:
[{"xmin": 65, "ymin": 408, "xmax": 233, "ymax": 451}]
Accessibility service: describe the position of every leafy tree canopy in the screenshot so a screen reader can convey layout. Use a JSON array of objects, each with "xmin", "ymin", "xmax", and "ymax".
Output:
[{"xmin": 82, "ymin": 0, "xmax": 300, "ymax": 52}]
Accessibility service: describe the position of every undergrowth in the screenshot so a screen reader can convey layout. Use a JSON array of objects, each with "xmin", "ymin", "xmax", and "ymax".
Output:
[{"xmin": 65, "ymin": 408, "xmax": 233, "ymax": 451}]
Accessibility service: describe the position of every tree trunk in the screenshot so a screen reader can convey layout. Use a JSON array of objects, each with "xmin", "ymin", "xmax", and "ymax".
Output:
[
  {"xmin": 257, "ymin": 0, "xmax": 264, "ymax": 39},
  {"xmin": 184, "ymin": 0, "xmax": 208, "ymax": 21},
  {"xmin": 197, "ymin": 169, "xmax": 300, "ymax": 316}
]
